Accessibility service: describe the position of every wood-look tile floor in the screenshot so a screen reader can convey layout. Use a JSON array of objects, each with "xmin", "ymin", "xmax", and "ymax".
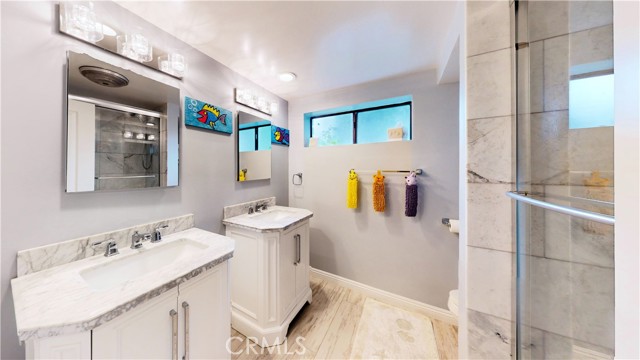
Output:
[{"xmin": 230, "ymin": 275, "xmax": 458, "ymax": 360}]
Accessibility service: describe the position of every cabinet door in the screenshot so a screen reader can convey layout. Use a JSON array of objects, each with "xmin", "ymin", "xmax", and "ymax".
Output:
[
  {"xmin": 294, "ymin": 224, "xmax": 310, "ymax": 296},
  {"xmin": 279, "ymin": 228, "xmax": 298, "ymax": 318},
  {"xmin": 92, "ymin": 288, "xmax": 178, "ymax": 359},
  {"xmin": 178, "ymin": 263, "xmax": 230, "ymax": 360}
]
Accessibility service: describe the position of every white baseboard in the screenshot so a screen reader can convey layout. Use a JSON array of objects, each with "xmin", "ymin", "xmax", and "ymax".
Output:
[{"xmin": 310, "ymin": 267, "xmax": 458, "ymax": 326}]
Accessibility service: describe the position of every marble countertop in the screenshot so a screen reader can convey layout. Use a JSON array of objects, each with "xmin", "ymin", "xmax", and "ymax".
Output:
[
  {"xmin": 11, "ymin": 228, "xmax": 234, "ymax": 342},
  {"xmin": 222, "ymin": 205, "xmax": 313, "ymax": 233}
]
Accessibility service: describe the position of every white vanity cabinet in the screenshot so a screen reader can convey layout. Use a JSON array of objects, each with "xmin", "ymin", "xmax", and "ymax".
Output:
[
  {"xmin": 93, "ymin": 263, "xmax": 229, "ymax": 359},
  {"xmin": 225, "ymin": 221, "xmax": 312, "ymax": 346},
  {"xmin": 26, "ymin": 263, "xmax": 230, "ymax": 360}
]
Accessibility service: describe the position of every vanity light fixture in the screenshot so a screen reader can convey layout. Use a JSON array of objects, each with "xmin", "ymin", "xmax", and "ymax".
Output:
[
  {"xmin": 59, "ymin": 2, "xmax": 104, "ymax": 43},
  {"xmin": 117, "ymin": 33, "xmax": 153, "ymax": 63},
  {"xmin": 278, "ymin": 72, "xmax": 297, "ymax": 82},
  {"xmin": 135, "ymin": 133, "xmax": 146, "ymax": 140},
  {"xmin": 147, "ymin": 134, "xmax": 156, "ymax": 141},
  {"xmin": 100, "ymin": 23, "xmax": 117, "ymax": 37},
  {"xmin": 123, "ymin": 131, "xmax": 133, "ymax": 139},
  {"xmin": 234, "ymin": 88, "xmax": 277, "ymax": 116},
  {"xmin": 146, "ymin": 122, "xmax": 155, "ymax": 127},
  {"xmin": 158, "ymin": 53, "xmax": 187, "ymax": 77}
]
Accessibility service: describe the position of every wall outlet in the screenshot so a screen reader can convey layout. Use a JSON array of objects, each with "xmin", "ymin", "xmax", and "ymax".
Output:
[{"xmin": 387, "ymin": 127, "xmax": 403, "ymax": 141}]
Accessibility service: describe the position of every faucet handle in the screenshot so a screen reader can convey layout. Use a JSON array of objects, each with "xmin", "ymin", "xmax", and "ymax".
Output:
[
  {"xmin": 91, "ymin": 238, "xmax": 119, "ymax": 257},
  {"xmin": 152, "ymin": 225, "xmax": 169, "ymax": 243}
]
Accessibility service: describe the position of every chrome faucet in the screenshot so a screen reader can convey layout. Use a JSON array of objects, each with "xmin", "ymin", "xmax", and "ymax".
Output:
[
  {"xmin": 91, "ymin": 239, "xmax": 119, "ymax": 257},
  {"xmin": 152, "ymin": 225, "xmax": 169, "ymax": 243},
  {"xmin": 256, "ymin": 203, "xmax": 268, "ymax": 212},
  {"xmin": 131, "ymin": 231, "xmax": 152, "ymax": 249},
  {"xmin": 248, "ymin": 206, "xmax": 255, "ymax": 214}
]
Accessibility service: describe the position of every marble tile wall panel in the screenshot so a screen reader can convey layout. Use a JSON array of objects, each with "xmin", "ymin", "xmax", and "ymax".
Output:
[
  {"xmin": 568, "ymin": 127, "xmax": 614, "ymax": 174},
  {"xmin": 567, "ymin": 1, "xmax": 613, "ymax": 34},
  {"xmin": 543, "ymin": 328, "xmax": 614, "ymax": 359},
  {"xmin": 543, "ymin": 37, "xmax": 569, "ymax": 112},
  {"xmin": 467, "ymin": 0, "xmax": 511, "ymax": 57},
  {"xmin": 97, "ymin": 153, "xmax": 124, "ymax": 176},
  {"xmin": 467, "ymin": 246, "xmax": 514, "ymax": 320},
  {"xmin": 569, "ymin": 25, "xmax": 613, "ymax": 75},
  {"xmin": 468, "ymin": 310, "xmax": 513, "ymax": 359},
  {"xmin": 468, "ymin": 116, "xmax": 514, "ymax": 184},
  {"xmin": 467, "ymin": 183, "xmax": 514, "ymax": 252},
  {"xmin": 528, "ymin": 41, "xmax": 544, "ymax": 114},
  {"xmin": 529, "ymin": 256, "xmax": 614, "ymax": 349},
  {"xmin": 96, "ymin": 177, "xmax": 147, "ymax": 191},
  {"xmin": 528, "ymin": 0, "xmax": 569, "ymax": 42},
  {"xmin": 16, "ymin": 214, "xmax": 195, "ymax": 276},
  {"xmin": 223, "ymin": 197, "xmax": 276, "ymax": 219},
  {"xmin": 530, "ymin": 111, "xmax": 569, "ymax": 185},
  {"xmin": 467, "ymin": 48, "xmax": 513, "ymax": 120}
]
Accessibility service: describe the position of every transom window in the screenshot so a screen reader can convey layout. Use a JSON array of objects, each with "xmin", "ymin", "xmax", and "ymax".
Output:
[{"xmin": 305, "ymin": 96, "xmax": 412, "ymax": 147}]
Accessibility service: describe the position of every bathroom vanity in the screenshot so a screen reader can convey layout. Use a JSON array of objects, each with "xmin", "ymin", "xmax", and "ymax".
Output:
[
  {"xmin": 223, "ymin": 201, "xmax": 313, "ymax": 346},
  {"xmin": 11, "ymin": 216, "xmax": 234, "ymax": 360}
]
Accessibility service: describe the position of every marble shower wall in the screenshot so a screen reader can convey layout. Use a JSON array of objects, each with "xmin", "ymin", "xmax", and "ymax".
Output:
[
  {"xmin": 466, "ymin": 1, "xmax": 516, "ymax": 358},
  {"xmin": 466, "ymin": 1, "xmax": 615, "ymax": 359}
]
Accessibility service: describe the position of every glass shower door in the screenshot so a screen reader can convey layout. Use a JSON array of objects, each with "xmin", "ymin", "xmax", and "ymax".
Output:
[{"xmin": 513, "ymin": 1, "xmax": 615, "ymax": 358}]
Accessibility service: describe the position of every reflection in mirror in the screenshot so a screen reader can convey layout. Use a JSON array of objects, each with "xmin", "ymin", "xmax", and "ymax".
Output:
[
  {"xmin": 237, "ymin": 111, "xmax": 271, "ymax": 181},
  {"xmin": 66, "ymin": 51, "xmax": 180, "ymax": 192}
]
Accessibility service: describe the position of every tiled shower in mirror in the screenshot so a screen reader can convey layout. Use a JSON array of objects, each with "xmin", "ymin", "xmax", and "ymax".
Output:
[{"xmin": 94, "ymin": 107, "xmax": 164, "ymax": 190}]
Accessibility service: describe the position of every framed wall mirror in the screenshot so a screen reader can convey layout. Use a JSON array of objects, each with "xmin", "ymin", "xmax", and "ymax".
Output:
[
  {"xmin": 65, "ymin": 51, "xmax": 180, "ymax": 192},
  {"xmin": 237, "ymin": 111, "xmax": 271, "ymax": 181}
]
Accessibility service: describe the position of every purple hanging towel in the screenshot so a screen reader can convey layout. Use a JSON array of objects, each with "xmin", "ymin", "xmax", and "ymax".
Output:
[{"xmin": 405, "ymin": 171, "xmax": 418, "ymax": 217}]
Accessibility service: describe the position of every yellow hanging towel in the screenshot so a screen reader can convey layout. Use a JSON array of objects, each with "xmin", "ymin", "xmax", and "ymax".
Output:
[
  {"xmin": 347, "ymin": 169, "xmax": 358, "ymax": 209},
  {"xmin": 372, "ymin": 170, "xmax": 386, "ymax": 212}
]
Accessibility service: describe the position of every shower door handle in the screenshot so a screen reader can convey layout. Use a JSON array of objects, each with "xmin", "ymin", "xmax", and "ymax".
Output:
[{"xmin": 506, "ymin": 191, "xmax": 615, "ymax": 225}]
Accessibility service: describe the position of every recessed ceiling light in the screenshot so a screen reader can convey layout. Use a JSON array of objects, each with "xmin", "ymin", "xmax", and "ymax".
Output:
[{"xmin": 278, "ymin": 72, "xmax": 297, "ymax": 82}]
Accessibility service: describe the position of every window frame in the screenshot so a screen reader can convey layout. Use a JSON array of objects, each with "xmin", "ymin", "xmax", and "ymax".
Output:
[
  {"xmin": 309, "ymin": 101, "xmax": 412, "ymax": 145},
  {"xmin": 238, "ymin": 123, "xmax": 271, "ymax": 151}
]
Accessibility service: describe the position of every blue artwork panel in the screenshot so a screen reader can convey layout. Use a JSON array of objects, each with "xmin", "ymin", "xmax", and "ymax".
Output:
[
  {"xmin": 184, "ymin": 96, "xmax": 233, "ymax": 134},
  {"xmin": 271, "ymin": 125, "xmax": 290, "ymax": 146}
]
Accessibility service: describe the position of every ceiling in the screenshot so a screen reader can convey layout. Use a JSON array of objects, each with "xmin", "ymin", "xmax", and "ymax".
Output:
[{"xmin": 118, "ymin": 1, "xmax": 460, "ymax": 100}]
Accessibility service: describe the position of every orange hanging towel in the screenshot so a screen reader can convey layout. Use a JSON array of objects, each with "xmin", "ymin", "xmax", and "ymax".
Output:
[{"xmin": 372, "ymin": 170, "xmax": 386, "ymax": 212}]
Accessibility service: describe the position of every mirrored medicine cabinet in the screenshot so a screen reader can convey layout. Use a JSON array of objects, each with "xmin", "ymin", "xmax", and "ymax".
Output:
[
  {"xmin": 237, "ymin": 111, "xmax": 271, "ymax": 182},
  {"xmin": 65, "ymin": 51, "xmax": 180, "ymax": 192}
]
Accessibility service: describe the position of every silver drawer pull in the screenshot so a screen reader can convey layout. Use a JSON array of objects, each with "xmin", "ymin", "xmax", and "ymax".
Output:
[
  {"xmin": 182, "ymin": 302, "xmax": 190, "ymax": 360},
  {"xmin": 294, "ymin": 234, "xmax": 301, "ymax": 265},
  {"xmin": 170, "ymin": 309, "xmax": 178, "ymax": 360}
]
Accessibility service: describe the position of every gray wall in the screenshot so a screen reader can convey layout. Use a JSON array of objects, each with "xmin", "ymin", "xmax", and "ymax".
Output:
[
  {"xmin": 0, "ymin": 2, "xmax": 288, "ymax": 358},
  {"xmin": 288, "ymin": 71, "xmax": 460, "ymax": 308}
]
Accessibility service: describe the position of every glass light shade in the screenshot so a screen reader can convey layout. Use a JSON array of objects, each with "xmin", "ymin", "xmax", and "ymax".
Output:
[
  {"xmin": 147, "ymin": 134, "xmax": 156, "ymax": 141},
  {"xmin": 158, "ymin": 53, "xmax": 186, "ymax": 77},
  {"xmin": 135, "ymin": 133, "xmax": 146, "ymax": 140},
  {"xmin": 123, "ymin": 131, "xmax": 133, "ymax": 139},
  {"xmin": 117, "ymin": 34, "xmax": 153, "ymax": 63},
  {"xmin": 60, "ymin": 2, "xmax": 104, "ymax": 43}
]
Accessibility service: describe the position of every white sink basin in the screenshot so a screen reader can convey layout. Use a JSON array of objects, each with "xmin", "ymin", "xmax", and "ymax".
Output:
[
  {"xmin": 223, "ymin": 205, "xmax": 313, "ymax": 231},
  {"xmin": 80, "ymin": 239, "xmax": 207, "ymax": 291},
  {"xmin": 249, "ymin": 209, "xmax": 297, "ymax": 222}
]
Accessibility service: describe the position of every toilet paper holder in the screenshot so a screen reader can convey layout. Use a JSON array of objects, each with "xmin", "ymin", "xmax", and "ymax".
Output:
[{"xmin": 442, "ymin": 218, "xmax": 451, "ymax": 227}]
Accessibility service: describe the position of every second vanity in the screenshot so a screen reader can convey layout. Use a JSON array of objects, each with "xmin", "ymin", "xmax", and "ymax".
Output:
[
  {"xmin": 11, "ymin": 215, "xmax": 234, "ymax": 360},
  {"xmin": 223, "ymin": 199, "xmax": 313, "ymax": 346}
]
